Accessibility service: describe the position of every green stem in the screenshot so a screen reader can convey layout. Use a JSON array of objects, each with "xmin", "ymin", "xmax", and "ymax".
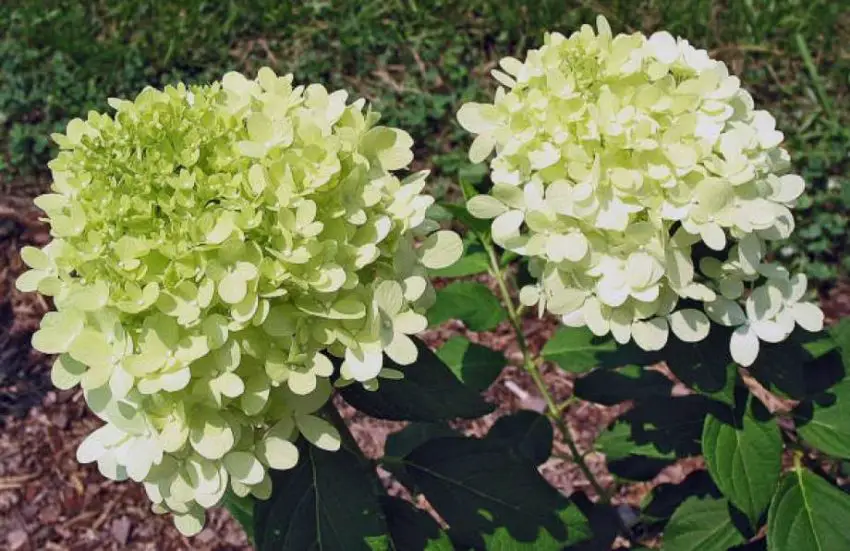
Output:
[
  {"xmin": 795, "ymin": 32, "xmax": 837, "ymax": 127},
  {"xmin": 483, "ymin": 240, "xmax": 611, "ymax": 503}
]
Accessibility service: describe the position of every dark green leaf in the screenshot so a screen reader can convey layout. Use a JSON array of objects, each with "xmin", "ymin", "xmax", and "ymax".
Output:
[
  {"xmin": 436, "ymin": 336, "xmax": 505, "ymax": 392},
  {"xmin": 401, "ymin": 435, "xmax": 589, "ymax": 550},
  {"xmin": 514, "ymin": 257, "xmax": 535, "ymax": 288},
  {"xmin": 385, "ymin": 423, "xmax": 458, "ymax": 460},
  {"xmin": 380, "ymin": 496, "xmax": 453, "ymax": 551},
  {"xmin": 608, "ymin": 456, "xmax": 674, "ymax": 482},
  {"xmin": 768, "ymin": 466, "xmax": 850, "ymax": 551},
  {"xmin": 574, "ymin": 365, "xmax": 673, "ymax": 405},
  {"xmin": 702, "ymin": 412, "xmax": 782, "ymax": 524},
  {"xmin": 749, "ymin": 330, "xmax": 845, "ymax": 400},
  {"xmin": 564, "ymin": 493, "xmax": 619, "ymax": 551},
  {"xmin": 665, "ymin": 329, "xmax": 739, "ymax": 402},
  {"xmin": 341, "ymin": 336, "xmax": 493, "ymax": 421},
  {"xmin": 255, "ymin": 440, "xmax": 386, "ymax": 551},
  {"xmin": 383, "ymin": 423, "xmax": 460, "ymax": 492},
  {"xmin": 662, "ymin": 497, "xmax": 746, "ymax": 551},
  {"xmin": 606, "ymin": 395, "xmax": 723, "ymax": 459},
  {"xmin": 488, "ymin": 410, "xmax": 553, "ymax": 465},
  {"xmin": 542, "ymin": 327, "xmax": 654, "ymax": 373},
  {"xmin": 795, "ymin": 377, "xmax": 850, "ymax": 459},
  {"xmin": 427, "ymin": 281, "xmax": 507, "ymax": 331},
  {"xmin": 641, "ymin": 471, "xmax": 721, "ymax": 525},
  {"xmin": 731, "ymin": 538, "xmax": 767, "ymax": 551}
]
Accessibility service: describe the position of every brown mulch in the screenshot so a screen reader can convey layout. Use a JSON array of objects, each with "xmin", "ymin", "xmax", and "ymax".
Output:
[{"xmin": 1, "ymin": 194, "xmax": 848, "ymax": 550}]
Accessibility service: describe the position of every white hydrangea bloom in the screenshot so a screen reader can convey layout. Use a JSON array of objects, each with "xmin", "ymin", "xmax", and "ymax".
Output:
[
  {"xmin": 17, "ymin": 68, "xmax": 460, "ymax": 534},
  {"xmin": 459, "ymin": 16, "xmax": 823, "ymax": 364}
]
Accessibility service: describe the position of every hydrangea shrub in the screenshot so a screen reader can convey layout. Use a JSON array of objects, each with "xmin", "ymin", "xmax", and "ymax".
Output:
[
  {"xmin": 458, "ymin": 16, "xmax": 823, "ymax": 365},
  {"xmin": 16, "ymin": 17, "xmax": 850, "ymax": 551},
  {"xmin": 17, "ymin": 68, "xmax": 460, "ymax": 534}
]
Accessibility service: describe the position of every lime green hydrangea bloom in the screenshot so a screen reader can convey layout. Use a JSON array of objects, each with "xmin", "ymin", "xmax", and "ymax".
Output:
[
  {"xmin": 458, "ymin": 16, "xmax": 822, "ymax": 366},
  {"xmin": 17, "ymin": 68, "xmax": 460, "ymax": 534}
]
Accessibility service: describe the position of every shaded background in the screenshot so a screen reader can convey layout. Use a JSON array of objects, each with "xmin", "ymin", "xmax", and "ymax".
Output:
[{"xmin": 1, "ymin": 1, "xmax": 849, "ymax": 549}]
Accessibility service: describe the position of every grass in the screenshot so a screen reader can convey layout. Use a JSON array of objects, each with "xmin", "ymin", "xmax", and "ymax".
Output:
[{"xmin": 1, "ymin": 0, "xmax": 849, "ymax": 282}]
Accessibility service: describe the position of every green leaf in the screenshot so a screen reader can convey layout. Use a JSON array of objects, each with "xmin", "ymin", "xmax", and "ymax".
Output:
[
  {"xmin": 379, "ymin": 496, "xmax": 453, "ymax": 551},
  {"xmin": 487, "ymin": 410, "xmax": 553, "ymax": 465},
  {"xmin": 565, "ymin": 493, "xmax": 621, "ymax": 551},
  {"xmin": 641, "ymin": 471, "xmax": 721, "ymax": 526},
  {"xmin": 458, "ymin": 163, "xmax": 488, "ymax": 191},
  {"xmin": 795, "ymin": 377, "xmax": 850, "ymax": 459},
  {"xmin": 768, "ymin": 466, "xmax": 850, "ymax": 551},
  {"xmin": 341, "ymin": 336, "xmax": 493, "ymax": 421},
  {"xmin": 801, "ymin": 328, "xmax": 840, "ymax": 360},
  {"xmin": 662, "ymin": 497, "xmax": 746, "ymax": 550},
  {"xmin": 702, "ymin": 412, "xmax": 782, "ymax": 525},
  {"xmin": 542, "ymin": 327, "xmax": 653, "ymax": 374},
  {"xmin": 436, "ymin": 336, "xmax": 505, "ymax": 392},
  {"xmin": 749, "ymin": 331, "xmax": 845, "ymax": 400},
  {"xmin": 597, "ymin": 421, "xmax": 676, "ymax": 461},
  {"xmin": 574, "ymin": 365, "xmax": 673, "ymax": 405},
  {"xmin": 607, "ymin": 456, "xmax": 675, "ymax": 482},
  {"xmin": 427, "ymin": 281, "xmax": 506, "ymax": 331},
  {"xmin": 383, "ymin": 423, "xmax": 459, "ymax": 492},
  {"xmin": 429, "ymin": 244, "xmax": 489, "ymax": 278},
  {"xmin": 603, "ymin": 396, "xmax": 720, "ymax": 460},
  {"xmin": 440, "ymin": 202, "xmax": 491, "ymax": 236},
  {"xmin": 830, "ymin": 318, "xmax": 850, "ymax": 365},
  {"xmin": 400, "ymin": 435, "xmax": 590, "ymax": 550},
  {"xmin": 733, "ymin": 538, "xmax": 768, "ymax": 550},
  {"xmin": 385, "ymin": 423, "xmax": 458, "ymax": 460},
  {"xmin": 254, "ymin": 439, "xmax": 387, "ymax": 551},
  {"xmin": 541, "ymin": 327, "xmax": 611, "ymax": 374},
  {"xmin": 664, "ymin": 329, "xmax": 740, "ymax": 403}
]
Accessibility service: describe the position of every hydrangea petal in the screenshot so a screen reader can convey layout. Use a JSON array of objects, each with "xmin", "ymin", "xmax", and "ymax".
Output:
[
  {"xmin": 669, "ymin": 309, "xmax": 710, "ymax": 343},
  {"xmin": 295, "ymin": 414, "xmax": 341, "ymax": 452},
  {"xmin": 792, "ymin": 302, "xmax": 824, "ymax": 332},
  {"xmin": 631, "ymin": 318, "xmax": 669, "ymax": 351},
  {"xmin": 730, "ymin": 324, "xmax": 759, "ymax": 367},
  {"xmin": 419, "ymin": 231, "xmax": 463, "ymax": 270}
]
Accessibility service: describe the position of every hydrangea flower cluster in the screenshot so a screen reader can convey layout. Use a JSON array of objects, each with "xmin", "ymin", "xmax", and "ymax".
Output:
[
  {"xmin": 17, "ymin": 68, "xmax": 460, "ymax": 534},
  {"xmin": 458, "ymin": 17, "xmax": 823, "ymax": 365}
]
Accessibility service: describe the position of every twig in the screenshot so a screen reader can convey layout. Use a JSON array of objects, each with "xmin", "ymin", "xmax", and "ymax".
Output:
[
  {"xmin": 0, "ymin": 471, "xmax": 41, "ymax": 490},
  {"xmin": 92, "ymin": 498, "xmax": 119, "ymax": 530},
  {"xmin": 481, "ymin": 238, "xmax": 611, "ymax": 502}
]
